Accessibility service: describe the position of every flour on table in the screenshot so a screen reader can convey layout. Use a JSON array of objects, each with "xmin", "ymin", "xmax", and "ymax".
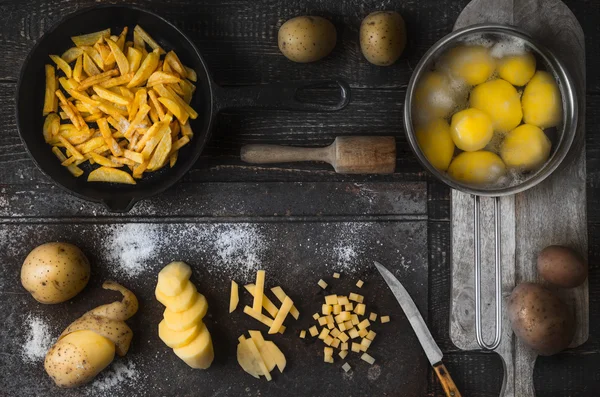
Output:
[
  {"xmin": 92, "ymin": 360, "xmax": 143, "ymax": 396},
  {"xmin": 331, "ymin": 223, "xmax": 368, "ymax": 273},
  {"xmin": 22, "ymin": 314, "xmax": 54, "ymax": 364}
]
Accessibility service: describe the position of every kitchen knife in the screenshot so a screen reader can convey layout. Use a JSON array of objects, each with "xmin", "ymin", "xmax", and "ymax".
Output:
[{"xmin": 374, "ymin": 261, "xmax": 461, "ymax": 397}]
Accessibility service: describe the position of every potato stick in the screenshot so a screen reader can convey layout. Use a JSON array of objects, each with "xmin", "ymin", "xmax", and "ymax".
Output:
[
  {"xmin": 128, "ymin": 132, "xmax": 140, "ymax": 150},
  {"xmin": 170, "ymin": 120, "xmax": 180, "ymax": 137},
  {"xmin": 82, "ymin": 52, "xmax": 101, "ymax": 77},
  {"xmin": 89, "ymin": 152, "xmax": 120, "ymax": 167},
  {"xmin": 141, "ymin": 123, "xmax": 170, "ymax": 159},
  {"xmin": 97, "ymin": 117, "xmax": 123, "ymax": 157},
  {"xmin": 52, "ymin": 147, "xmax": 83, "ymax": 177},
  {"xmin": 133, "ymin": 30, "xmax": 145, "ymax": 50},
  {"xmin": 99, "ymin": 72, "xmax": 134, "ymax": 89},
  {"xmin": 148, "ymin": 101, "xmax": 160, "ymax": 124},
  {"xmin": 127, "ymin": 47, "xmax": 142, "ymax": 73},
  {"xmin": 147, "ymin": 71, "xmax": 181, "ymax": 87},
  {"xmin": 154, "ymin": 84, "xmax": 198, "ymax": 119},
  {"xmin": 165, "ymin": 51, "xmax": 187, "ymax": 78},
  {"xmin": 57, "ymin": 102, "xmax": 81, "ymax": 130},
  {"xmin": 93, "ymin": 85, "xmax": 131, "ymax": 105},
  {"xmin": 110, "ymin": 156, "xmax": 136, "ymax": 167},
  {"xmin": 133, "ymin": 160, "xmax": 149, "ymax": 178},
  {"xmin": 169, "ymin": 150, "xmax": 178, "ymax": 168},
  {"xmin": 49, "ymin": 55, "xmax": 72, "ymax": 78},
  {"xmin": 71, "ymin": 29, "xmax": 111, "ymax": 47},
  {"xmin": 158, "ymin": 97, "xmax": 189, "ymax": 124},
  {"xmin": 43, "ymin": 65, "xmax": 57, "ymax": 115},
  {"xmin": 180, "ymin": 120, "xmax": 193, "ymax": 138},
  {"xmin": 116, "ymin": 27, "xmax": 128, "ymax": 49},
  {"xmin": 77, "ymin": 69, "xmax": 119, "ymax": 90},
  {"xmin": 184, "ymin": 66, "xmax": 197, "ymax": 82},
  {"xmin": 170, "ymin": 135, "xmax": 190, "ymax": 154},
  {"xmin": 58, "ymin": 136, "xmax": 84, "ymax": 160},
  {"xmin": 75, "ymin": 137, "xmax": 105, "ymax": 154},
  {"xmin": 162, "ymin": 60, "xmax": 174, "ymax": 74},
  {"xmin": 61, "ymin": 47, "xmax": 83, "ymax": 63},
  {"xmin": 147, "ymin": 90, "xmax": 167, "ymax": 121},
  {"xmin": 179, "ymin": 80, "xmax": 194, "ymax": 104},
  {"xmin": 58, "ymin": 76, "xmax": 77, "ymax": 91},
  {"xmin": 80, "ymin": 46, "xmax": 105, "ymax": 71},
  {"xmin": 84, "ymin": 113, "xmax": 103, "ymax": 122},
  {"xmin": 95, "ymin": 42, "xmax": 112, "ymax": 63},
  {"xmin": 134, "ymin": 121, "xmax": 162, "ymax": 151},
  {"xmin": 168, "ymin": 82, "xmax": 186, "ymax": 97},
  {"xmin": 129, "ymin": 88, "xmax": 146, "ymax": 121},
  {"xmin": 106, "ymin": 116, "xmax": 128, "ymax": 135},
  {"xmin": 127, "ymin": 49, "xmax": 159, "ymax": 87},
  {"xmin": 94, "ymin": 96, "xmax": 129, "ymax": 120},
  {"xmin": 61, "ymin": 156, "xmax": 78, "ymax": 166},
  {"xmin": 134, "ymin": 25, "xmax": 165, "ymax": 54},
  {"xmin": 124, "ymin": 103, "xmax": 151, "ymax": 138},
  {"xmin": 73, "ymin": 55, "xmax": 84, "ymax": 82},
  {"xmin": 119, "ymin": 87, "xmax": 134, "ymax": 101},
  {"xmin": 67, "ymin": 89, "xmax": 100, "ymax": 108},
  {"xmin": 43, "ymin": 113, "xmax": 60, "ymax": 142},
  {"xmin": 106, "ymin": 38, "xmax": 129, "ymax": 75},
  {"xmin": 124, "ymin": 149, "xmax": 144, "ymax": 163}
]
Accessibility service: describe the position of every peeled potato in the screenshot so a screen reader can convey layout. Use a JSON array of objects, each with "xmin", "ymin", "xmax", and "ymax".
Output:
[
  {"xmin": 450, "ymin": 108, "xmax": 494, "ymax": 152},
  {"xmin": 173, "ymin": 323, "xmax": 214, "ymax": 369},
  {"xmin": 497, "ymin": 52, "xmax": 536, "ymax": 86},
  {"xmin": 415, "ymin": 118, "xmax": 455, "ymax": 171},
  {"xmin": 278, "ymin": 16, "xmax": 337, "ymax": 63},
  {"xmin": 157, "ymin": 261, "xmax": 192, "ymax": 297},
  {"xmin": 163, "ymin": 293, "xmax": 208, "ymax": 331},
  {"xmin": 59, "ymin": 314, "xmax": 133, "ymax": 356},
  {"xmin": 158, "ymin": 320, "xmax": 201, "ymax": 348},
  {"xmin": 359, "ymin": 11, "xmax": 406, "ymax": 66},
  {"xmin": 448, "ymin": 151, "xmax": 506, "ymax": 185},
  {"xmin": 470, "ymin": 79, "xmax": 522, "ymax": 132},
  {"xmin": 440, "ymin": 45, "xmax": 495, "ymax": 85},
  {"xmin": 500, "ymin": 124, "xmax": 551, "ymax": 171},
  {"xmin": 413, "ymin": 71, "xmax": 463, "ymax": 123},
  {"xmin": 522, "ymin": 71, "xmax": 562, "ymax": 129},
  {"xmin": 155, "ymin": 280, "xmax": 198, "ymax": 312}
]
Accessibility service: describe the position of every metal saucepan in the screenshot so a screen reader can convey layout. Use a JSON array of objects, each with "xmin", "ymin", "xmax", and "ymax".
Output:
[
  {"xmin": 16, "ymin": 5, "xmax": 350, "ymax": 212},
  {"xmin": 404, "ymin": 24, "xmax": 578, "ymax": 349}
]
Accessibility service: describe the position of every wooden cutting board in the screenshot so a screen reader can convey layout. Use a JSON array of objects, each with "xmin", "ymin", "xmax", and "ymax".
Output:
[{"xmin": 449, "ymin": 1, "xmax": 588, "ymax": 396}]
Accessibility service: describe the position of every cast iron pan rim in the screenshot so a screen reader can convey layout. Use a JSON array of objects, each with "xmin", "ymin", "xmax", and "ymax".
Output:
[{"xmin": 15, "ymin": 3, "xmax": 215, "ymax": 212}]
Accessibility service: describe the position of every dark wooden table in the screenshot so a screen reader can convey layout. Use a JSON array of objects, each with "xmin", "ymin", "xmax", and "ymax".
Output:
[{"xmin": 0, "ymin": 1, "xmax": 598, "ymax": 396}]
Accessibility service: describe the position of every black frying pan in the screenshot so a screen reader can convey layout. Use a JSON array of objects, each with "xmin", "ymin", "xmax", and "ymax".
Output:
[{"xmin": 16, "ymin": 5, "xmax": 350, "ymax": 212}]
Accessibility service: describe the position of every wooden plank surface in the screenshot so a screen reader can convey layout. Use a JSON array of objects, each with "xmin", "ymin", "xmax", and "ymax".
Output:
[{"xmin": 450, "ymin": 1, "xmax": 589, "ymax": 396}]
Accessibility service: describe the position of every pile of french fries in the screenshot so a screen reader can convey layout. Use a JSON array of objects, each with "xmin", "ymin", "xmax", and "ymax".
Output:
[{"xmin": 42, "ymin": 25, "xmax": 198, "ymax": 184}]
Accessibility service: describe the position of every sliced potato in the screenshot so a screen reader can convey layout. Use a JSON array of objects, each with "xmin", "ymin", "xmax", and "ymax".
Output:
[
  {"xmin": 89, "ymin": 152, "xmax": 122, "ymax": 167},
  {"xmin": 43, "ymin": 65, "xmax": 57, "ymax": 115},
  {"xmin": 155, "ymin": 280, "xmax": 197, "ymax": 312},
  {"xmin": 134, "ymin": 25, "xmax": 165, "ymax": 54},
  {"xmin": 165, "ymin": 51, "xmax": 187, "ymax": 78},
  {"xmin": 71, "ymin": 29, "xmax": 111, "ymax": 46},
  {"xmin": 43, "ymin": 113, "xmax": 60, "ymax": 143},
  {"xmin": 106, "ymin": 38, "xmax": 129, "ymax": 75},
  {"xmin": 163, "ymin": 293, "xmax": 208, "ymax": 331},
  {"xmin": 78, "ymin": 69, "xmax": 119, "ymax": 90},
  {"xmin": 52, "ymin": 147, "xmax": 84, "ymax": 177},
  {"xmin": 147, "ymin": 71, "xmax": 181, "ymax": 87},
  {"xmin": 127, "ymin": 47, "xmax": 143, "ymax": 73},
  {"xmin": 157, "ymin": 97, "xmax": 188, "ymax": 124},
  {"xmin": 172, "ymin": 323, "xmax": 214, "ymax": 369},
  {"xmin": 80, "ymin": 46, "xmax": 105, "ymax": 71},
  {"xmin": 158, "ymin": 319, "xmax": 200, "ymax": 349},
  {"xmin": 61, "ymin": 47, "xmax": 84, "ymax": 63},
  {"xmin": 87, "ymin": 166, "xmax": 136, "ymax": 184},
  {"xmin": 82, "ymin": 52, "xmax": 101, "ymax": 76},
  {"xmin": 127, "ymin": 49, "xmax": 160, "ymax": 87},
  {"xmin": 147, "ymin": 127, "xmax": 172, "ymax": 170},
  {"xmin": 93, "ymin": 85, "xmax": 131, "ymax": 106}
]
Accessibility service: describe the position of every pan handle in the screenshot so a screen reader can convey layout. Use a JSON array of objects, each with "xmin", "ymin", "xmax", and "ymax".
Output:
[
  {"xmin": 213, "ymin": 79, "xmax": 350, "ymax": 112},
  {"xmin": 473, "ymin": 195, "xmax": 502, "ymax": 350},
  {"xmin": 102, "ymin": 197, "xmax": 136, "ymax": 212}
]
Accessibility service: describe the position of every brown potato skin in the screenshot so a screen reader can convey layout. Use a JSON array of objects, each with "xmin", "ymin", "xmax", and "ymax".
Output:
[
  {"xmin": 360, "ymin": 11, "xmax": 406, "ymax": 66},
  {"xmin": 278, "ymin": 16, "xmax": 337, "ymax": 63},
  {"xmin": 537, "ymin": 245, "xmax": 587, "ymax": 288},
  {"xmin": 508, "ymin": 283, "xmax": 575, "ymax": 356}
]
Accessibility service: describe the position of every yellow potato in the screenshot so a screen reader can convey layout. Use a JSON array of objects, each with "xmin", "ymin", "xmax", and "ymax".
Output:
[
  {"xmin": 157, "ymin": 261, "xmax": 192, "ymax": 296},
  {"xmin": 278, "ymin": 16, "xmax": 337, "ymax": 63},
  {"xmin": 59, "ymin": 314, "xmax": 133, "ymax": 356},
  {"xmin": 522, "ymin": 71, "xmax": 562, "ymax": 129},
  {"xmin": 497, "ymin": 52, "xmax": 536, "ymax": 86},
  {"xmin": 450, "ymin": 108, "xmax": 493, "ymax": 152},
  {"xmin": 500, "ymin": 124, "xmax": 551, "ymax": 171},
  {"xmin": 415, "ymin": 118, "xmax": 455, "ymax": 171},
  {"xmin": 128, "ymin": 49, "xmax": 160, "ymax": 87},
  {"xmin": 21, "ymin": 242, "xmax": 90, "ymax": 304},
  {"xmin": 360, "ymin": 11, "xmax": 406, "ymax": 66},
  {"xmin": 159, "ymin": 320, "xmax": 201, "ymax": 348},
  {"xmin": 45, "ymin": 330, "xmax": 115, "ymax": 388},
  {"xmin": 87, "ymin": 166, "xmax": 137, "ymax": 185},
  {"xmin": 440, "ymin": 45, "xmax": 495, "ymax": 86},
  {"xmin": 155, "ymin": 280, "xmax": 198, "ymax": 312},
  {"xmin": 448, "ymin": 151, "xmax": 506, "ymax": 185},
  {"xmin": 173, "ymin": 323, "xmax": 214, "ymax": 369},
  {"xmin": 470, "ymin": 79, "xmax": 522, "ymax": 132},
  {"xmin": 164, "ymin": 293, "xmax": 208, "ymax": 331},
  {"xmin": 413, "ymin": 71, "xmax": 463, "ymax": 124}
]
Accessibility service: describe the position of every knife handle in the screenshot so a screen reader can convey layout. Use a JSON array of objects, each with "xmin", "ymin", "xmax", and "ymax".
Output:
[{"xmin": 433, "ymin": 362, "xmax": 461, "ymax": 397}]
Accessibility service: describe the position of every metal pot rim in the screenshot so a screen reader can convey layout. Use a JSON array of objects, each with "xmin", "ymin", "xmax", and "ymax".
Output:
[{"xmin": 403, "ymin": 23, "xmax": 578, "ymax": 197}]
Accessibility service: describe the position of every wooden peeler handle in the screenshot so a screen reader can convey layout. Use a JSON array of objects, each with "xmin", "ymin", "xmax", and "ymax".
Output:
[{"xmin": 433, "ymin": 362, "xmax": 461, "ymax": 397}]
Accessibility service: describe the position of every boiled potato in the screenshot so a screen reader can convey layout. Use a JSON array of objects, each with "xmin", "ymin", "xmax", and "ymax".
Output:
[
  {"xmin": 360, "ymin": 11, "xmax": 406, "ymax": 66},
  {"xmin": 415, "ymin": 118, "xmax": 455, "ymax": 171},
  {"xmin": 500, "ymin": 124, "xmax": 551, "ymax": 171},
  {"xmin": 470, "ymin": 79, "xmax": 522, "ymax": 132},
  {"xmin": 439, "ymin": 45, "xmax": 495, "ymax": 86},
  {"xmin": 508, "ymin": 282, "xmax": 575, "ymax": 355},
  {"xmin": 21, "ymin": 242, "xmax": 90, "ymax": 304},
  {"xmin": 450, "ymin": 108, "xmax": 493, "ymax": 152},
  {"xmin": 413, "ymin": 71, "xmax": 463, "ymax": 124},
  {"xmin": 278, "ymin": 16, "xmax": 337, "ymax": 63},
  {"xmin": 522, "ymin": 70, "xmax": 562, "ymax": 129},
  {"xmin": 448, "ymin": 151, "xmax": 506, "ymax": 185},
  {"xmin": 45, "ymin": 330, "xmax": 115, "ymax": 388},
  {"xmin": 497, "ymin": 52, "xmax": 536, "ymax": 86},
  {"xmin": 537, "ymin": 245, "xmax": 587, "ymax": 288}
]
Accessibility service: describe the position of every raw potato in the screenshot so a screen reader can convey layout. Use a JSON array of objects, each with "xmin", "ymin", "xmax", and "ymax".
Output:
[
  {"xmin": 21, "ymin": 242, "xmax": 90, "ymax": 304},
  {"xmin": 173, "ymin": 323, "xmax": 214, "ymax": 369},
  {"xmin": 278, "ymin": 16, "xmax": 337, "ymax": 63},
  {"xmin": 508, "ymin": 283, "xmax": 575, "ymax": 356},
  {"xmin": 360, "ymin": 11, "xmax": 406, "ymax": 66},
  {"xmin": 44, "ymin": 281, "xmax": 138, "ymax": 388},
  {"xmin": 237, "ymin": 331, "xmax": 286, "ymax": 380},
  {"xmin": 537, "ymin": 245, "xmax": 587, "ymax": 288},
  {"xmin": 156, "ymin": 261, "xmax": 192, "ymax": 296}
]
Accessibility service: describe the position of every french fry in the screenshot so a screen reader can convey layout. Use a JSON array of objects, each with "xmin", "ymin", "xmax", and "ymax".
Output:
[
  {"xmin": 67, "ymin": 88, "xmax": 100, "ymax": 108},
  {"xmin": 49, "ymin": 55, "xmax": 72, "ymax": 78},
  {"xmin": 106, "ymin": 116, "xmax": 129, "ymax": 135},
  {"xmin": 124, "ymin": 149, "xmax": 144, "ymax": 163},
  {"xmin": 76, "ymin": 136, "xmax": 105, "ymax": 154},
  {"xmin": 94, "ymin": 42, "xmax": 113, "ymax": 67},
  {"xmin": 97, "ymin": 117, "xmax": 123, "ymax": 157},
  {"xmin": 58, "ymin": 77, "xmax": 78, "ymax": 91},
  {"xmin": 179, "ymin": 79, "xmax": 195, "ymax": 104},
  {"xmin": 84, "ymin": 113, "xmax": 103, "ymax": 122},
  {"xmin": 109, "ymin": 156, "xmax": 136, "ymax": 167},
  {"xmin": 127, "ymin": 47, "xmax": 143, "ymax": 73},
  {"xmin": 162, "ymin": 60, "xmax": 175, "ymax": 74},
  {"xmin": 56, "ymin": 124, "xmax": 93, "ymax": 145},
  {"xmin": 89, "ymin": 152, "xmax": 121, "ymax": 167},
  {"xmin": 88, "ymin": 166, "xmax": 136, "ymax": 184},
  {"xmin": 73, "ymin": 55, "xmax": 84, "ymax": 82},
  {"xmin": 133, "ymin": 29, "xmax": 145, "ymax": 50},
  {"xmin": 52, "ymin": 147, "xmax": 84, "ymax": 177},
  {"xmin": 43, "ymin": 65, "xmax": 57, "ymax": 115},
  {"xmin": 71, "ymin": 29, "xmax": 111, "ymax": 47},
  {"xmin": 124, "ymin": 103, "xmax": 151, "ymax": 138},
  {"xmin": 56, "ymin": 90, "xmax": 82, "ymax": 129},
  {"xmin": 170, "ymin": 120, "xmax": 181, "ymax": 137},
  {"xmin": 61, "ymin": 47, "xmax": 84, "ymax": 63},
  {"xmin": 169, "ymin": 150, "xmax": 178, "ymax": 167},
  {"xmin": 180, "ymin": 120, "xmax": 193, "ymax": 138},
  {"xmin": 106, "ymin": 38, "xmax": 129, "ymax": 75},
  {"xmin": 184, "ymin": 66, "xmax": 197, "ymax": 82},
  {"xmin": 99, "ymin": 72, "xmax": 134, "ymax": 89},
  {"xmin": 165, "ymin": 51, "xmax": 187, "ymax": 78},
  {"xmin": 80, "ymin": 46, "xmax": 105, "ymax": 71},
  {"xmin": 82, "ymin": 52, "xmax": 101, "ymax": 77},
  {"xmin": 133, "ymin": 25, "xmax": 164, "ymax": 54},
  {"xmin": 148, "ymin": 128, "xmax": 172, "ymax": 170},
  {"xmin": 93, "ymin": 85, "xmax": 131, "ymax": 105},
  {"xmin": 129, "ymin": 88, "xmax": 146, "ymax": 121},
  {"xmin": 43, "ymin": 113, "xmax": 60, "ymax": 142},
  {"xmin": 158, "ymin": 97, "xmax": 189, "ymax": 124},
  {"xmin": 168, "ymin": 82, "xmax": 185, "ymax": 97},
  {"xmin": 128, "ymin": 49, "xmax": 160, "ymax": 87},
  {"xmin": 94, "ymin": 96, "xmax": 129, "ymax": 119},
  {"xmin": 170, "ymin": 135, "xmax": 190, "ymax": 154},
  {"xmin": 58, "ymin": 136, "xmax": 84, "ymax": 160},
  {"xmin": 132, "ymin": 160, "xmax": 149, "ymax": 178},
  {"xmin": 136, "ymin": 120, "xmax": 167, "ymax": 152},
  {"xmin": 147, "ymin": 90, "xmax": 166, "ymax": 120},
  {"xmin": 77, "ymin": 69, "xmax": 119, "ymax": 90},
  {"xmin": 147, "ymin": 71, "xmax": 181, "ymax": 87},
  {"xmin": 116, "ymin": 27, "xmax": 128, "ymax": 49},
  {"xmin": 154, "ymin": 84, "xmax": 198, "ymax": 119},
  {"xmin": 61, "ymin": 156, "xmax": 78, "ymax": 166}
]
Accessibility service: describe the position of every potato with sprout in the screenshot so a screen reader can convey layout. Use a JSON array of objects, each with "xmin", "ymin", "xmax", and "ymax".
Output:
[{"xmin": 44, "ymin": 281, "xmax": 138, "ymax": 388}]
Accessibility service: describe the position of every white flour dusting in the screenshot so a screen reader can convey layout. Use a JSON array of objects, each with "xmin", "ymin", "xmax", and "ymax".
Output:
[
  {"xmin": 22, "ymin": 314, "xmax": 54, "ymax": 364},
  {"xmin": 331, "ymin": 223, "xmax": 368, "ymax": 272},
  {"xmin": 91, "ymin": 360, "xmax": 141, "ymax": 395},
  {"xmin": 102, "ymin": 224, "xmax": 161, "ymax": 278},
  {"xmin": 209, "ymin": 224, "xmax": 265, "ymax": 277}
]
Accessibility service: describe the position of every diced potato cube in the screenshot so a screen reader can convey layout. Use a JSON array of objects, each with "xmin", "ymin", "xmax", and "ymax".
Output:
[
  {"xmin": 358, "ymin": 328, "xmax": 368, "ymax": 338},
  {"xmin": 318, "ymin": 328, "xmax": 330, "ymax": 340},
  {"xmin": 358, "ymin": 319, "xmax": 371, "ymax": 330},
  {"xmin": 381, "ymin": 315, "xmax": 391, "ymax": 323},
  {"xmin": 318, "ymin": 317, "xmax": 328, "ymax": 326},
  {"xmin": 344, "ymin": 320, "xmax": 353, "ymax": 330},
  {"xmin": 324, "ymin": 347, "xmax": 333, "ymax": 356},
  {"xmin": 341, "ymin": 342, "xmax": 349, "ymax": 351},
  {"xmin": 337, "ymin": 296, "xmax": 350, "ymax": 305},
  {"xmin": 335, "ymin": 312, "xmax": 352, "ymax": 323},
  {"xmin": 338, "ymin": 332, "xmax": 349, "ymax": 343},
  {"xmin": 323, "ymin": 335, "xmax": 334, "ymax": 346},
  {"xmin": 333, "ymin": 272, "xmax": 341, "ymax": 279},
  {"xmin": 322, "ymin": 304, "xmax": 333, "ymax": 315},
  {"xmin": 327, "ymin": 322, "xmax": 335, "ymax": 330},
  {"xmin": 356, "ymin": 280, "xmax": 364, "ymax": 288},
  {"xmin": 313, "ymin": 313, "xmax": 320, "ymax": 320},
  {"xmin": 333, "ymin": 304, "xmax": 342, "ymax": 315},
  {"xmin": 300, "ymin": 330, "xmax": 306, "ymax": 339},
  {"xmin": 318, "ymin": 279, "xmax": 328, "ymax": 289},
  {"xmin": 354, "ymin": 303, "xmax": 366, "ymax": 316},
  {"xmin": 309, "ymin": 326, "xmax": 319, "ymax": 337},
  {"xmin": 351, "ymin": 342, "xmax": 361, "ymax": 353},
  {"xmin": 339, "ymin": 350, "xmax": 348, "ymax": 359},
  {"xmin": 351, "ymin": 315, "xmax": 360, "ymax": 325},
  {"xmin": 366, "ymin": 330, "xmax": 377, "ymax": 341},
  {"xmin": 325, "ymin": 294, "xmax": 338, "ymax": 305},
  {"xmin": 349, "ymin": 293, "xmax": 364, "ymax": 303},
  {"xmin": 369, "ymin": 312, "xmax": 378, "ymax": 321},
  {"xmin": 342, "ymin": 362, "xmax": 352, "ymax": 372},
  {"xmin": 345, "ymin": 303, "xmax": 354, "ymax": 311},
  {"xmin": 338, "ymin": 322, "xmax": 347, "ymax": 331},
  {"xmin": 325, "ymin": 356, "xmax": 334, "ymax": 363},
  {"xmin": 331, "ymin": 338, "xmax": 341, "ymax": 349},
  {"xmin": 326, "ymin": 315, "xmax": 334, "ymax": 326},
  {"xmin": 361, "ymin": 338, "xmax": 372, "ymax": 350},
  {"xmin": 348, "ymin": 328, "xmax": 360, "ymax": 339},
  {"xmin": 330, "ymin": 328, "xmax": 340, "ymax": 338},
  {"xmin": 361, "ymin": 353, "xmax": 375, "ymax": 365}
]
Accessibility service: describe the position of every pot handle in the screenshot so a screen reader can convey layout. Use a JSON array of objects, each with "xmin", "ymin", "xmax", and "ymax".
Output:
[
  {"xmin": 213, "ymin": 79, "xmax": 350, "ymax": 112},
  {"xmin": 102, "ymin": 197, "xmax": 136, "ymax": 212},
  {"xmin": 473, "ymin": 195, "xmax": 502, "ymax": 350}
]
